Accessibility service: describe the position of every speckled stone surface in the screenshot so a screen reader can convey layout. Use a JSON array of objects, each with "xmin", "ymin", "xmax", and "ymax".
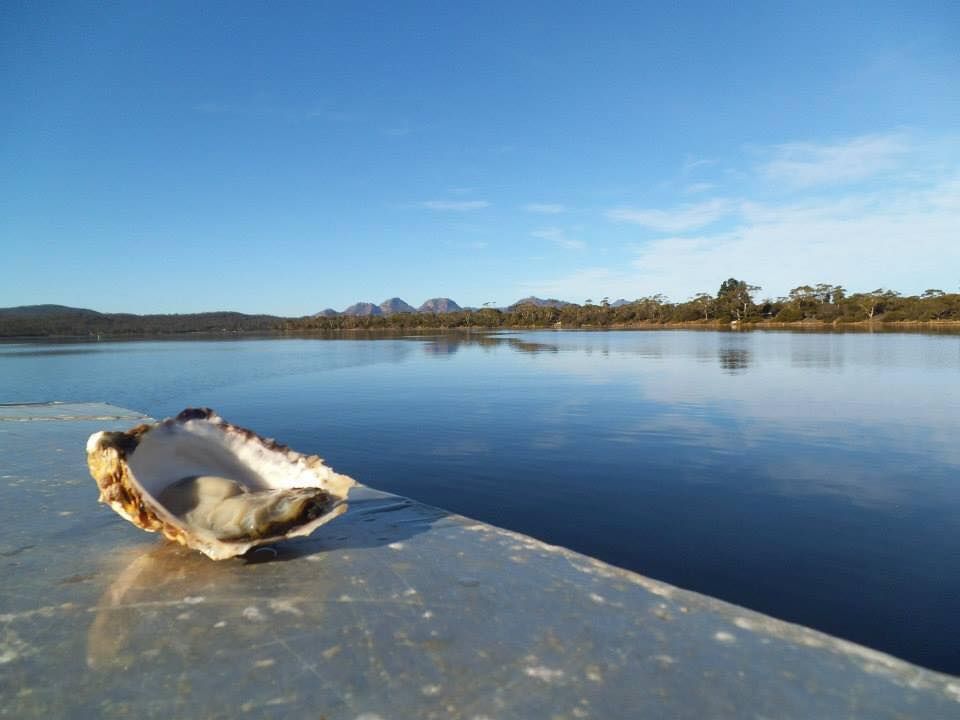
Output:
[{"xmin": 1, "ymin": 403, "xmax": 957, "ymax": 719}]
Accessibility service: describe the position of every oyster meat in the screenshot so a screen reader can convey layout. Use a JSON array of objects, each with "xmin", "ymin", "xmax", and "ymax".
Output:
[{"xmin": 86, "ymin": 408, "xmax": 356, "ymax": 559}]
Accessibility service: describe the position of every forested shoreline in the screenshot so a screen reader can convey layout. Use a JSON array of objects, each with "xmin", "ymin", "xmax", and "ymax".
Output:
[
  {"xmin": 284, "ymin": 280, "xmax": 960, "ymax": 331},
  {"xmin": 0, "ymin": 309, "xmax": 283, "ymax": 338},
  {"xmin": 3, "ymin": 281, "xmax": 959, "ymax": 337}
]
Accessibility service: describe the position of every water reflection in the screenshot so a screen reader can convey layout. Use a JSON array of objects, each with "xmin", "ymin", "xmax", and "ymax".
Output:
[
  {"xmin": 420, "ymin": 333, "xmax": 561, "ymax": 356},
  {"xmin": 504, "ymin": 337, "xmax": 560, "ymax": 354},
  {"xmin": 790, "ymin": 335, "xmax": 845, "ymax": 369},
  {"xmin": 87, "ymin": 490, "xmax": 443, "ymax": 671},
  {"xmin": 718, "ymin": 347, "xmax": 750, "ymax": 373},
  {"xmin": 0, "ymin": 347, "xmax": 107, "ymax": 358},
  {"xmin": 422, "ymin": 336, "xmax": 463, "ymax": 356},
  {"xmin": 86, "ymin": 543, "xmax": 237, "ymax": 670}
]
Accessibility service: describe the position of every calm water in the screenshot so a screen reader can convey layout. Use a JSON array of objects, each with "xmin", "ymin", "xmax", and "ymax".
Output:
[{"xmin": 2, "ymin": 330, "xmax": 959, "ymax": 673}]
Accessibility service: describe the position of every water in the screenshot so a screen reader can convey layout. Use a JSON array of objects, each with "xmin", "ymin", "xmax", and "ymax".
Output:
[{"xmin": 2, "ymin": 330, "xmax": 958, "ymax": 674}]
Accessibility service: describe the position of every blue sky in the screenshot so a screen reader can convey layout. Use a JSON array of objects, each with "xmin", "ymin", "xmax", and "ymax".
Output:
[{"xmin": 2, "ymin": 1, "xmax": 958, "ymax": 314}]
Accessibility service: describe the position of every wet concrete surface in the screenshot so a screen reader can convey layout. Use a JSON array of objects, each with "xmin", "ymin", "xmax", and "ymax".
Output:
[{"xmin": 1, "ymin": 403, "xmax": 957, "ymax": 718}]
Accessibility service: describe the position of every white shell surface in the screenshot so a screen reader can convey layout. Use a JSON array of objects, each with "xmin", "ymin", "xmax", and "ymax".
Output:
[{"xmin": 126, "ymin": 419, "xmax": 343, "ymax": 498}]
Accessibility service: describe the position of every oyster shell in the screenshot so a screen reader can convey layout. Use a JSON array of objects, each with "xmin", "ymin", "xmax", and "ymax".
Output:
[{"xmin": 86, "ymin": 408, "xmax": 356, "ymax": 560}]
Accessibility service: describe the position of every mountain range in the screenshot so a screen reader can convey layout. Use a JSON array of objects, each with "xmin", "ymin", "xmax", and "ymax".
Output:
[
  {"xmin": 317, "ymin": 296, "xmax": 613, "ymax": 316},
  {"xmin": 322, "ymin": 297, "xmax": 467, "ymax": 317},
  {"xmin": 0, "ymin": 296, "xmax": 638, "ymax": 336}
]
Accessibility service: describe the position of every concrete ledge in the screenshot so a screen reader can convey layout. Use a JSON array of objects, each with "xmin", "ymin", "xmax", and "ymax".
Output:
[
  {"xmin": 0, "ymin": 401, "xmax": 150, "ymax": 422},
  {"xmin": 0, "ymin": 403, "xmax": 956, "ymax": 718}
]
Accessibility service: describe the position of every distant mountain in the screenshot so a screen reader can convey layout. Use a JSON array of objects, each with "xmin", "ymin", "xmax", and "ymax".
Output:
[
  {"xmin": 610, "ymin": 299, "xmax": 631, "ymax": 308},
  {"xmin": 0, "ymin": 305, "xmax": 284, "ymax": 337},
  {"xmin": 508, "ymin": 296, "xmax": 573, "ymax": 310},
  {"xmin": 341, "ymin": 302, "xmax": 383, "ymax": 317},
  {"xmin": 0, "ymin": 304, "xmax": 104, "ymax": 317},
  {"xmin": 313, "ymin": 308, "xmax": 340, "ymax": 318},
  {"xmin": 379, "ymin": 297, "xmax": 417, "ymax": 315},
  {"xmin": 418, "ymin": 298, "xmax": 462, "ymax": 314}
]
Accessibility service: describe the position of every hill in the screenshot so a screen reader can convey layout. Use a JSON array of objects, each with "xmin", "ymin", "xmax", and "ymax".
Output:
[
  {"xmin": 0, "ymin": 305, "xmax": 284, "ymax": 337},
  {"xmin": 0, "ymin": 304, "xmax": 104, "ymax": 317},
  {"xmin": 508, "ymin": 296, "xmax": 573, "ymax": 310},
  {"xmin": 379, "ymin": 298, "xmax": 417, "ymax": 315},
  {"xmin": 341, "ymin": 302, "xmax": 383, "ymax": 317},
  {"xmin": 418, "ymin": 298, "xmax": 462, "ymax": 314}
]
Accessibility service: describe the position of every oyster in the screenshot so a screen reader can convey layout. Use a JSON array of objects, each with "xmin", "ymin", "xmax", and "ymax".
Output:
[{"xmin": 86, "ymin": 408, "xmax": 356, "ymax": 560}]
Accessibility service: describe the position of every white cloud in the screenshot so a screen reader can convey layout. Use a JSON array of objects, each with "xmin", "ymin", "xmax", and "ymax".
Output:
[
  {"xmin": 526, "ymin": 180, "xmax": 960, "ymax": 302},
  {"xmin": 521, "ymin": 267, "xmax": 620, "ymax": 300},
  {"xmin": 628, "ymin": 177, "xmax": 960, "ymax": 299},
  {"xmin": 606, "ymin": 198, "xmax": 732, "ymax": 232},
  {"xmin": 524, "ymin": 131, "xmax": 959, "ymax": 302},
  {"xmin": 418, "ymin": 200, "xmax": 490, "ymax": 211},
  {"xmin": 684, "ymin": 182, "xmax": 715, "ymax": 194},
  {"xmin": 531, "ymin": 227, "xmax": 586, "ymax": 250},
  {"xmin": 759, "ymin": 132, "xmax": 908, "ymax": 188},
  {"xmin": 682, "ymin": 156, "xmax": 716, "ymax": 174},
  {"xmin": 524, "ymin": 203, "xmax": 567, "ymax": 214}
]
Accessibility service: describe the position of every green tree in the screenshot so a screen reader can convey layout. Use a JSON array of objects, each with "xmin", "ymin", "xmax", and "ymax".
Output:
[
  {"xmin": 716, "ymin": 278, "xmax": 760, "ymax": 321},
  {"xmin": 691, "ymin": 292, "xmax": 714, "ymax": 320},
  {"xmin": 847, "ymin": 288, "xmax": 899, "ymax": 320}
]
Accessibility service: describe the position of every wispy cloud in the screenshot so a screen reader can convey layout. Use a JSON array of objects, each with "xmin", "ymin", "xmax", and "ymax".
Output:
[
  {"xmin": 681, "ymin": 156, "xmax": 716, "ymax": 175},
  {"xmin": 524, "ymin": 203, "xmax": 567, "ymax": 214},
  {"xmin": 418, "ymin": 200, "xmax": 490, "ymax": 211},
  {"xmin": 759, "ymin": 132, "xmax": 908, "ymax": 188},
  {"xmin": 522, "ymin": 267, "xmax": 618, "ymax": 299},
  {"xmin": 628, "ymin": 177, "xmax": 960, "ymax": 299},
  {"xmin": 606, "ymin": 198, "xmax": 732, "ymax": 232},
  {"xmin": 526, "ymin": 131, "xmax": 960, "ymax": 302},
  {"xmin": 684, "ymin": 182, "xmax": 715, "ymax": 194},
  {"xmin": 531, "ymin": 227, "xmax": 585, "ymax": 250}
]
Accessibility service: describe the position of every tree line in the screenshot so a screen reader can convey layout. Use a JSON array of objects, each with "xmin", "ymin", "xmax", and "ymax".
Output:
[
  {"xmin": 3, "ymin": 281, "xmax": 958, "ymax": 337},
  {"xmin": 0, "ymin": 310, "xmax": 282, "ymax": 337},
  {"xmin": 284, "ymin": 280, "xmax": 960, "ymax": 331}
]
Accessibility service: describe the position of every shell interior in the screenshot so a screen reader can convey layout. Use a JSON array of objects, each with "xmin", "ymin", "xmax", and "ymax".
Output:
[{"xmin": 87, "ymin": 409, "xmax": 355, "ymax": 559}]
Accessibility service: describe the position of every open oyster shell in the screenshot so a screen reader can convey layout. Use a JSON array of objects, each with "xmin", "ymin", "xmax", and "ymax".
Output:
[{"xmin": 86, "ymin": 408, "xmax": 356, "ymax": 560}]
